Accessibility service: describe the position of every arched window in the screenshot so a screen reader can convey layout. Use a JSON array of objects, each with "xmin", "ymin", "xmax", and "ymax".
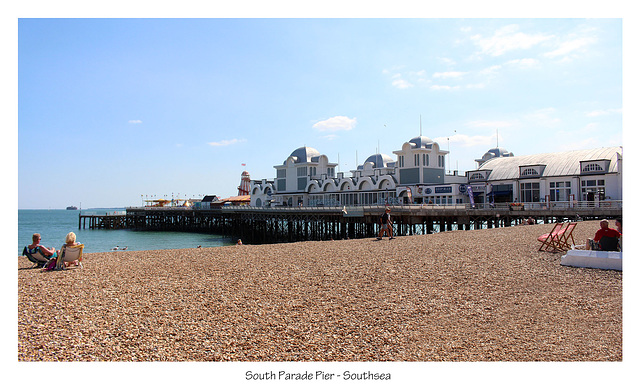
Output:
[
  {"xmin": 521, "ymin": 168, "xmax": 538, "ymax": 176},
  {"xmin": 583, "ymin": 163, "xmax": 604, "ymax": 172}
]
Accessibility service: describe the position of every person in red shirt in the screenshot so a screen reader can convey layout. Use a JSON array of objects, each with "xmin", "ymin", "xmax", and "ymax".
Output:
[{"xmin": 586, "ymin": 219, "xmax": 621, "ymax": 250}]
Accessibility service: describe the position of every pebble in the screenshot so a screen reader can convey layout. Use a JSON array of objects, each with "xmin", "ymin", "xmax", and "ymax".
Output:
[{"xmin": 18, "ymin": 221, "xmax": 621, "ymax": 361}]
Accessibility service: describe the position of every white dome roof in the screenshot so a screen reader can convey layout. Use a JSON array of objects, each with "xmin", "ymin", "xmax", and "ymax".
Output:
[
  {"xmin": 364, "ymin": 153, "xmax": 395, "ymax": 168},
  {"xmin": 286, "ymin": 146, "xmax": 321, "ymax": 164},
  {"xmin": 408, "ymin": 136, "xmax": 434, "ymax": 149},
  {"xmin": 484, "ymin": 147, "xmax": 511, "ymax": 158}
]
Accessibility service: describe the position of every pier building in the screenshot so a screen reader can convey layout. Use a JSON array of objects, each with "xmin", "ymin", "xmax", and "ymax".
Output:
[
  {"xmin": 466, "ymin": 146, "xmax": 622, "ymax": 205},
  {"xmin": 250, "ymin": 133, "xmax": 621, "ymax": 209},
  {"xmin": 251, "ymin": 136, "xmax": 472, "ymax": 208}
]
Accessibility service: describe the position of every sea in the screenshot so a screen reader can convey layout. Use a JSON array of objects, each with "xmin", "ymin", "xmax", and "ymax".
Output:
[{"xmin": 17, "ymin": 209, "xmax": 234, "ymax": 256}]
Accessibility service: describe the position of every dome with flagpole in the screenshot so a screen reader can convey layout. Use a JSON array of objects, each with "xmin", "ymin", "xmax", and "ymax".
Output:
[
  {"xmin": 475, "ymin": 147, "xmax": 514, "ymax": 167},
  {"xmin": 285, "ymin": 146, "xmax": 322, "ymax": 164},
  {"xmin": 359, "ymin": 153, "xmax": 395, "ymax": 169}
]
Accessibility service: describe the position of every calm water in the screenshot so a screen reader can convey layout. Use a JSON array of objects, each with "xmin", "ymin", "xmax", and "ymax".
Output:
[{"xmin": 18, "ymin": 209, "xmax": 234, "ymax": 256}]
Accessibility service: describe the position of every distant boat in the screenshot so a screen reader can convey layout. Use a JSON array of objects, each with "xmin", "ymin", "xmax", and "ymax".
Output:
[{"xmin": 66, "ymin": 206, "xmax": 78, "ymax": 210}]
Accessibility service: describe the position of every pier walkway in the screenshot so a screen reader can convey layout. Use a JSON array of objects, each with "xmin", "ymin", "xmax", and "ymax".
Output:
[{"xmin": 78, "ymin": 200, "xmax": 622, "ymax": 245}]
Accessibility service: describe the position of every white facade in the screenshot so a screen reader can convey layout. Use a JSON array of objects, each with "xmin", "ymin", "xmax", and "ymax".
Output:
[
  {"xmin": 250, "ymin": 138, "xmax": 622, "ymax": 207},
  {"xmin": 251, "ymin": 136, "xmax": 469, "ymax": 207},
  {"xmin": 467, "ymin": 146, "xmax": 622, "ymax": 204}
]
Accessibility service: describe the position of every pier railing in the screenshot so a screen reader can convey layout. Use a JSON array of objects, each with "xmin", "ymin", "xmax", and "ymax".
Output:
[
  {"xmin": 79, "ymin": 200, "xmax": 622, "ymax": 244},
  {"xmin": 214, "ymin": 200, "xmax": 622, "ymax": 213},
  {"xmin": 124, "ymin": 200, "xmax": 622, "ymax": 214}
]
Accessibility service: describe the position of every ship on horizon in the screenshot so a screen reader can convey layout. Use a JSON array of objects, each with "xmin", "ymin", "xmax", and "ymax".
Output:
[{"xmin": 66, "ymin": 206, "xmax": 78, "ymax": 210}]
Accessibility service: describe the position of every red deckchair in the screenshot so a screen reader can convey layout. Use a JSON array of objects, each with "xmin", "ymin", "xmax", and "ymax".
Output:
[
  {"xmin": 537, "ymin": 222, "xmax": 566, "ymax": 252},
  {"xmin": 556, "ymin": 222, "xmax": 577, "ymax": 251}
]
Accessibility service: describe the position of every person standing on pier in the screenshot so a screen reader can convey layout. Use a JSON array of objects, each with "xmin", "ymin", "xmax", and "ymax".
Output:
[{"xmin": 377, "ymin": 207, "xmax": 394, "ymax": 240}]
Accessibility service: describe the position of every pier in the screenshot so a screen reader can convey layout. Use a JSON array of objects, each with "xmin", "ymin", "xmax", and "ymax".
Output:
[
  {"xmin": 78, "ymin": 213, "xmax": 127, "ymax": 230},
  {"xmin": 78, "ymin": 201, "xmax": 622, "ymax": 245}
]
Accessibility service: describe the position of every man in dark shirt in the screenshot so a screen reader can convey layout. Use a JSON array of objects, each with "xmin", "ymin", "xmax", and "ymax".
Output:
[
  {"xmin": 377, "ymin": 207, "xmax": 394, "ymax": 240},
  {"xmin": 586, "ymin": 219, "xmax": 621, "ymax": 250}
]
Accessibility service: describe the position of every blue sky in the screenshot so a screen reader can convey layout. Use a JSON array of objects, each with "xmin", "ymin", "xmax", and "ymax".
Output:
[{"xmin": 16, "ymin": 17, "xmax": 624, "ymax": 208}]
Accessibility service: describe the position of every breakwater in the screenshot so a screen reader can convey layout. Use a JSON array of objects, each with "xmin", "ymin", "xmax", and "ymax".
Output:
[{"xmin": 78, "ymin": 201, "xmax": 622, "ymax": 245}]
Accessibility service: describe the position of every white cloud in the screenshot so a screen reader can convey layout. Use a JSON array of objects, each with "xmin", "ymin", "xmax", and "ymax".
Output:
[
  {"xmin": 321, "ymin": 134, "xmax": 339, "ymax": 141},
  {"xmin": 392, "ymin": 78, "xmax": 413, "ymax": 89},
  {"xmin": 544, "ymin": 36, "xmax": 597, "ymax": 61},
  {"xmin": 434, "ymin": 133, "xmax": 496, "ymax": 147},
  {"xmin": 465, "ymin": 83, "xmax": 487, "ymax": 89},
  {"xmin": 586, "ymin": 108, "xmax": 622, "ymax": 117},
  {"xmin": 563, "ymin": 136, "xmax": 601, "ymax": 151},
  {"xmin": 430, "ymin": 85, "xmax": 459, "ymax": 91},
  {"xmin": 505, "ymin": 58, "xmax": 540, "ymax": 68},
  {"xmin": 561, "ymin": 121, "xmax": 620, "ymax": 150},
  {"xmin": 479, "ymin": 65, "xmax": 502, "ymax": 75},
  {"xmin": 437, "ymin": 57, "xmax": 457, "ymax": 66},
  {"xmin": 389, "ymin": 72, "xmax": 415, "ymax": 89},
  {"xmin": 471, "ymin": 24, "xmax": 553, "ymax": 57},
  {"xmin": 312, "ymin": 116, "xmax": 357, "ymax": 132},
  {"xmin": 208, "ymin": 138, "xmax": 247, "ymax": 147},
  {"xmin": 433, "ymin": 71, "xmax": 467, "ymax": 79},
  {"xmin": 386, "ymin": 70, "xmax": 434, "ymax": 89},
  {"xmin": 128, "ymin": 120, "xmax": 142, "ymax": 124},
  {"xmin": 524, "ymin": 108, "xmax": 561, "ymax": 127},
  {"xmin": 382, "ymin": 67, "xmax": 404, "ymax": 74}
]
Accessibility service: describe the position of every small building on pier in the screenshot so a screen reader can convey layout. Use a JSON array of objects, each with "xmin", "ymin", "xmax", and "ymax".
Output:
[{"xmin": 467, "ymin": 146, "xmax": 622, "ymax": 205}]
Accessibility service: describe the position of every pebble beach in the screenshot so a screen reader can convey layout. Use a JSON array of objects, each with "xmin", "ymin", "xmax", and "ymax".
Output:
[{"xmin": 18, "ymin": 220, "xmax": 622, "ymax": 362}]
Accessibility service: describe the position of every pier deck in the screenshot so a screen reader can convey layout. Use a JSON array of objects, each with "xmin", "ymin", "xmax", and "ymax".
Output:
[{"xmin": 78, "ymin": 201, "xmax": 622, "ymax": 245}]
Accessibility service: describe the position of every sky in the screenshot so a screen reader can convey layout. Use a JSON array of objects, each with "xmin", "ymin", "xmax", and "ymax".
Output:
[{"xmin": 14, "ymin": 12, "xmax": 626, "ymax": 209}]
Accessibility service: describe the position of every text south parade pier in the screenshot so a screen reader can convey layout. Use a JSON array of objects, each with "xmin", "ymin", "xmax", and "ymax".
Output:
[{"xmin": 78, "ymin": 201, "xmax": 622, "ymax": 244}]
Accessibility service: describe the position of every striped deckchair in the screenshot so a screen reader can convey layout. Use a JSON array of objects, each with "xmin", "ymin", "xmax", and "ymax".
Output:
[
  {"xmin": 22, "ymin": 246, "xmax": 56, "ymax": 268},
  {"xmin": 56, "ymin": 244, "xmax": 84, "ymax": 270}
]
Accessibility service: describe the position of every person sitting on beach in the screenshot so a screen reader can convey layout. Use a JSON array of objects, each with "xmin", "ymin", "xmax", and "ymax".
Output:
[
  {"xmin": 60, "ymin": 232, "xmax": 82, "ymax": 268},
  {"xmin": 377, "ymin": 207, "xmax": 394, "ymax": 240},
  {"xmin": 586, "ymin": 219, "xmax": 621, "ymax": 251},
  {"xmin": 26, "ymin": 233, "xmax": 57, "ymax": 266},
  {"xmin": 615, "ymin": 217, "xmax": 622, "ymax": 250}
]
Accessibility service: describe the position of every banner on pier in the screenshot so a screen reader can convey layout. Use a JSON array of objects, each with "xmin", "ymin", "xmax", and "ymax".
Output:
[{"xmin": 466, "ymin": 185, "xmax": 475, "ymax": 208}]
